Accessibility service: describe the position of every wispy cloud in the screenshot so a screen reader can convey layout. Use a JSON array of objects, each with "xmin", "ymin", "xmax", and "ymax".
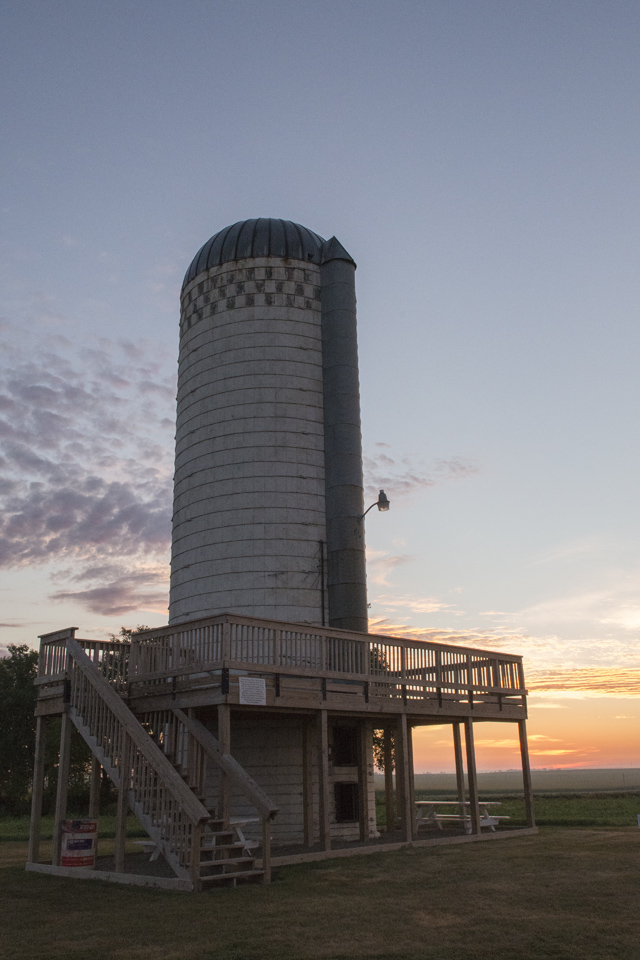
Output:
[
  {"xmin": 527, "ymin": 667, "xmax": 640, "ymax": 697},
  {"xmin": 368, "ymin": 617, "xmax": 525, "ymax": 652},
  {"xmin": 363, "ymin": 447, "xmax": 477, "ymax": 503},
  {"xmin": 0, "ymin": 322, "xmax": 175, "ymax": 615},
  {"xmin": 366, "ymin": 549, "xmax": 417, "ymax": 586},
  {"xmin": 50, "ymin": 563, "xmax": 170, "ymax": 616}
]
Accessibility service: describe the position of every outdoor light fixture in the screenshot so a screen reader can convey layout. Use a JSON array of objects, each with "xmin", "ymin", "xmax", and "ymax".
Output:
[{"xmin": 359, "ymin": 489, "xmax": 391, "ymax": 520}]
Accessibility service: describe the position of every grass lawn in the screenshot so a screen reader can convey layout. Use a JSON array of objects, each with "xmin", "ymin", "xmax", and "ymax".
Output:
[
  {"xmin": 2, "ymin": 826, "xmax": 639, "ymax": 960},
  {"xmin": 0, "ymin": 814, "xmax": 146, "ymax": 842}
]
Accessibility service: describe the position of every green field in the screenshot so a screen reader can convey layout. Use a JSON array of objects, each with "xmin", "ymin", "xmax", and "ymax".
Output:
[
  {"xmin": 2, "ymin": 794, "xmax": 640, "ymax": 959},
  {"xmin": 375, "ymin": 767, "xmax": 640, "ymax": 794}
]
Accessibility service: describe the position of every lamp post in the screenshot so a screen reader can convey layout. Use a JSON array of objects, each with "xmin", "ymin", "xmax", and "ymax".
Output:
[{"xmin": 358, "ymin": 489, "xmax": 390, "ymax": 520}]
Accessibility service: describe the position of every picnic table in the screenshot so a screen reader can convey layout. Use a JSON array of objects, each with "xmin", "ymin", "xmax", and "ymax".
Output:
[
  {"xmin": 415, "ymin": 800, "xmax": 509, "ymax": 834},
  {"xmin": 135, "ymin": 817, "xmax": 259, "ymax": 860}
]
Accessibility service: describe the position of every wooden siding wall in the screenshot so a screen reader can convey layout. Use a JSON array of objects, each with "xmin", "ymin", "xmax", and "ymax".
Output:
[
  {"xmin": 204, "ymin": 713, "xmax": 312, "ymax": 845},
  {"xmin": 203, "ymin": 713, "xmax": 378, "ymax": 846}
]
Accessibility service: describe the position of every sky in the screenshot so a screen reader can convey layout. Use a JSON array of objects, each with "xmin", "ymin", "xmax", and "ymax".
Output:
[{"xmin": 1, "ymin": 0, "xmax": 639, "ymax": 771}]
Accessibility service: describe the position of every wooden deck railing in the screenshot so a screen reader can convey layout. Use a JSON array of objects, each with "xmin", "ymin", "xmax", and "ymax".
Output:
[
  {"xmin": 126, "ymin": 614, "xmax": 526, "ymax": 709},
  {"xmin": 37, "ymin": 628, "xmax": 129, "ymax": 691}
]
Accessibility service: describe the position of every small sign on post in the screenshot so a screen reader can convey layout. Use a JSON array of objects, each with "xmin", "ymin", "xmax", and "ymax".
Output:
[
  {"xmin": 238, "ymin": 676, "xmax": 267, "ymax": 706},
  {"xmin": 60, "ymin": 819, "xmax": 98, "ymax": 868}
]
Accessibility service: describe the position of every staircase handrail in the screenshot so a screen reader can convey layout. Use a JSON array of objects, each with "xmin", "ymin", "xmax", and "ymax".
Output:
[
  {"xmin": 66, "ymin": 638, "xmax": 210, "ymax": 826},
  {"xmin": 172, "ymin": 708, "xmax": 279, "ymax": 819}
]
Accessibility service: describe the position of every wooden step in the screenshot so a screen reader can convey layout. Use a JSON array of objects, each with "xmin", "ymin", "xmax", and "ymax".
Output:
[
  {"xmin": 200, "ymin": 869, "xmax": 264, "ymax": 886},
  {"xmin": 200, "ymin": 842, "xmax": 245, "ymax": 852},
  {"xmin": 199, "ymin": 856, "xmax": 256, "ymax": 869}
]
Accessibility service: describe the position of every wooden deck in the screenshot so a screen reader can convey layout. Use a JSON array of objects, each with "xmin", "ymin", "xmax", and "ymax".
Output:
[{"xmin": 29, "ymin": 615, "xmax": 535, "ymax": 892}]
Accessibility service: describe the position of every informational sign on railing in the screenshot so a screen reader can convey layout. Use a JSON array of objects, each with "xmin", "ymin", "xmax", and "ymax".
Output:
[{"xmin": 239, "ymin": 676, "xmax": 267, "ymax": 705}]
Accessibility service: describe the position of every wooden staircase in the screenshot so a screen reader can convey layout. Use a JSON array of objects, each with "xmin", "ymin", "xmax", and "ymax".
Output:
[
  {"xmin": 59, "ymin": 636, "xmax": 277, "ymax": 890},
  {"xmin": 171, "ymin": 746, "xmax": 265, "ymax": 886}
]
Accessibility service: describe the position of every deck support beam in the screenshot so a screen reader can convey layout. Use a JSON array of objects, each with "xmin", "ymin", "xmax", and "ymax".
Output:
[
  {"xmin": 261, "ymin": 816, "xmax": 272, "ymax": 883},
  {"xmin": 407, "ymin": 722, "xmax": 416, "ymax": 829},
  {"xmin": 383, "ymin": 726, "xmax": 395, "ymax": 832},
  {"xmin": 88, "ymin": 756, "xmax": 101, "ymax": 819},
  {"xmin": 358, "ymin": 721, "xmax": 369, "ymax": 840},
  {"xmin": 52, "ymin": 712, "xmax": 72, "ymax": 866},
  {"xmin": 317, "ymin": 709, "xmax": 331, "ymax": 851},
  {"xmin": 396, "ymin": 713, "xmax": 413, "ymax": 842},
  {"xmin": 452, "ymin": 722, "xmax": 466, "ymax": 804},
  {"xmin": 519, "ymin": 719, "xmax": 536, "ymax": 828},
  {"xmin": 217, "ymin": 703, "xmax": 231, "ymax": 825},
  {"xmin": 463, "ymin": 718, "xmax": 480, "ymax": 835},
  {"xmin": 28, "ymin": 715, "xmax": 47, "ymax": 864},
  {"xmin": 114, "ymin": 731, "xmax": 130, "ymax": 873},
  {"xmin": 302, "ymin": 721, "xmax": 314, "ymax": 847}
]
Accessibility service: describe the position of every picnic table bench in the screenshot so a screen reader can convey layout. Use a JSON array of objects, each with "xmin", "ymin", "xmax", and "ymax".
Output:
[
  {"xmin": 135, "ymin": 817, "xmax": 260, "ymax": 860},
  {"xmin": 415, "ymin": 800, "xmax": 510, "ymax": 834}
]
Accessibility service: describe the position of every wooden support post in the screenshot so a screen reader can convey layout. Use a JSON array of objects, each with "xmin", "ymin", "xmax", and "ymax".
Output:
[
  {"xmin": 261, "ymin": 815, "xmax": 272, "ymax": 883},
  {"xmin": 88, "ymin": 756, "xmax": 101, "ymax": 819},
  {"xmin": 358, "ymin": 721, "xmax": 370, "ymax": 841},
  {"xmin": 452, "ymin": 722, "xmax": 466, "ymax": 804},
  {"xmin": 519, "ymin": 719, "xmax": 536, "ymax": 828},
  {"xmin": 383, "ymin": 726, "xmax": 395, "ymax": 832},
  {"xmin": 28, "ymin": 716, "xmax": 47, "ymax": 864},
  {"xmin": 407, "ymin": 722, "xmax": 416, "ymax": 818},
  {"xmin": 463, "ymin": 718, "xmax": 480, "ymax": 835},
  {"xmin": 396, "ymin": 714, "xmax": 413, "ymax": 842},
  {"xmin": 217, "ymin": 703, "xmax": 231, "ymax": 825},
  {"xmin": 190, "ymin": 822, "xmax": 202, "ymax": 892},
  {"xmin": 114, "ymin": 732, "xmax": 130, "ymax": 874},
  {"xmin": 302, "ymin": 721, "xmax": 314, "ymax": 847},
  {"xmin": 317, "ymin": 709, "xmax": 331, "ymax": 851},
  {"xmin": 52, "ymin": 712, "xmax": 72, "ymax": 866}
]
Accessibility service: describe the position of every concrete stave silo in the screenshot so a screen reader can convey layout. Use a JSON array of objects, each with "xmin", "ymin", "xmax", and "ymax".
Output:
[{"xmin": 170, "ymin": 218, "xmax": 368, "ymax": 632}]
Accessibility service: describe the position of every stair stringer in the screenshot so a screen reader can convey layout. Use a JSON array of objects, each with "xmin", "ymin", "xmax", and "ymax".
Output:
[{"xmin": 68, "ymin": 706, "xmax": 190, "ymax": 881}]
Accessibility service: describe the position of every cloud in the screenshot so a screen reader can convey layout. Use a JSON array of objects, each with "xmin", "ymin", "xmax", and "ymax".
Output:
[
  {"xmin": 50, "ymin": 562, "xmax": 170, "ymax": 616},
  {"xmin": 368, "ymin": 617, "xmax": 524, "ymax": 651},
  {"xmin": 528, "ymin": 702, "xmax": 569, "ymax": 709},
  {"xmin": 366, "ymin": 550, "xmax": 417, "ymax": 586},
  {"xmin": 0, "ymin": 322, "xmax": 175, "ymax": 616},
  {"xmin": 526, "ymin": 667, "xmax": 640, "ymax": 697},
  {"xmin": 363, "ymin": 448, "xmax": 477, "ymax": 502},
  {"xmin": 0, "ymin": 324, "xmax": 174, "ymax": 569}
]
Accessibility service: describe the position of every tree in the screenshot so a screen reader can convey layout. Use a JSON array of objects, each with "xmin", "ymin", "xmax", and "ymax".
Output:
[
  {"xmin": 108, "ymin": 625, "xmax": 151, "ymax": 642},
  {"xmin": 0, "ymin": 645, "xmax": 38, "ymax": 814},
  {"xmin": 372, "ymin": 729, "xmax": 395, "ymax": 773},
  {"xmin": 0, "ymin": 628, "xmax": 150, "ymax": 816}
]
